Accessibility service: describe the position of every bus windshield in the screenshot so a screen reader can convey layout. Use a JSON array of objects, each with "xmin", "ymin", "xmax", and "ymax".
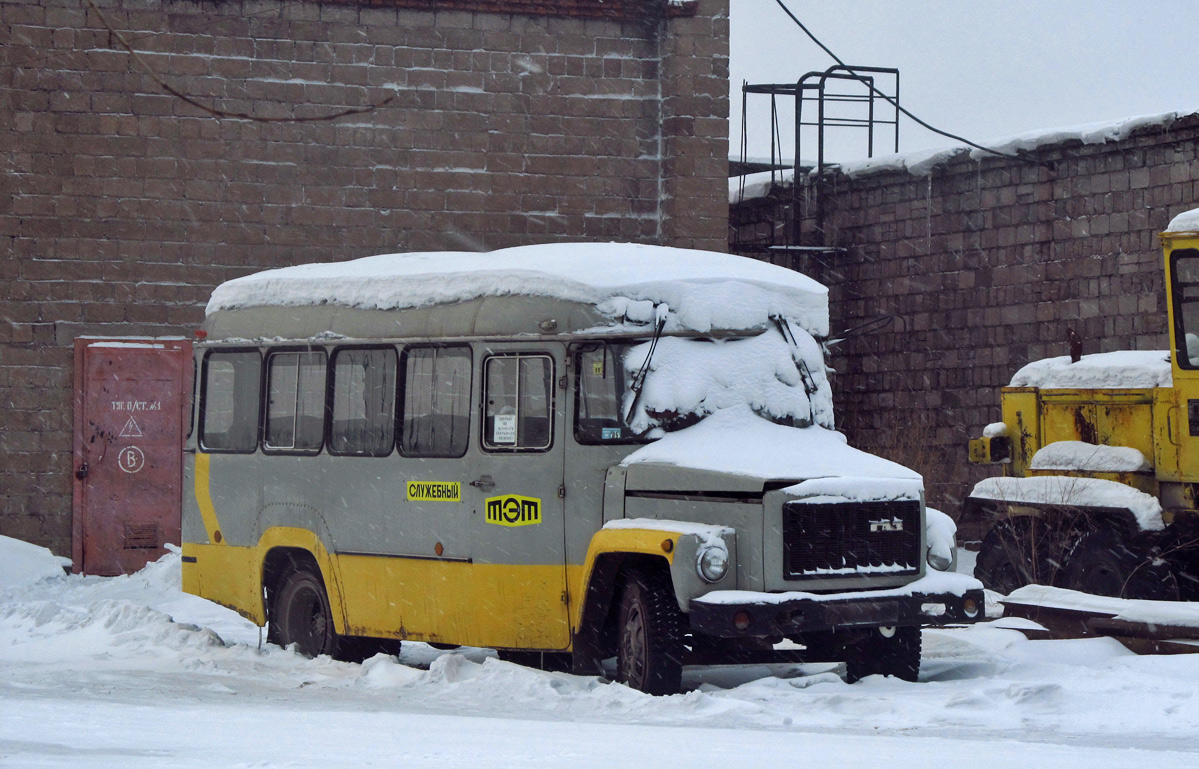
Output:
[{"xmin": 574, "ymin": 324, "xmax": 834, "ymax": 445}]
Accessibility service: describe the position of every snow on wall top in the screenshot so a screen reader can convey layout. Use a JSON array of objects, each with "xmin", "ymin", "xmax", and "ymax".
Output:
[
  {"xmin": 730, "ymin": 109, "xmax": 1189, "ymax": 201},
  {"xmin": 1165, "ymin": 207, "xmax": 1199, "ymax": 233},
  {"xmin": 1009, "ymin": 351, "xmax": 1172, "ymax": 389},
  {"xmin": 207, "ymin": 243, "xmax": 830, "ymax": 337}
]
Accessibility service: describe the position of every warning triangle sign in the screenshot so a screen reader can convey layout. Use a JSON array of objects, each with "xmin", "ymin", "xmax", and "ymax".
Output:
[{"xmin": 119, "ymin": 416, "xmax": 143, "ymax": 438}]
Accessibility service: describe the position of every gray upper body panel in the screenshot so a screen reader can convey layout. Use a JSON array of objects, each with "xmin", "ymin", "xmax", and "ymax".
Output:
[{"xmin": 205, "ymin": 296, "xmax": 619, "ymax": 342}]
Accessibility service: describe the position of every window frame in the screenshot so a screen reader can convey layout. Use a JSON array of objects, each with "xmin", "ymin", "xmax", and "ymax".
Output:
[
  {"xmin": 198, "ymin": 348, "xmax": 263, "ymax": 454},
  {"xmin": 481, "ymin": 352, "xmax": 555, "ymax": 453},
  {"xmin": 262, "ymin": 347, "xmax": 328, "ymax": 456},
  {"xmin": 1172, "ymin": 248, "xmax": 1199, "ymax": 371},
  {"xmin": 326, "ymin": 345, "xmax": 399, "ymax": 458},
  {"xmin": 399, "ymin": 344, "xmax": 473, "ymax": 459},
  {"xmin": 571, "ymin": 342, "xmax": 653, "ymax": 446}
]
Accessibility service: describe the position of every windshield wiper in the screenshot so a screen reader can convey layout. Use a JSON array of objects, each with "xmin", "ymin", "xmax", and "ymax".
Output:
[
  {"xmin": 623, "ymin": 308, "xmax": 668, "ymax": 426},
  {"xmin": 774, "ymin": 317, "xmax": 817, "ymax": 426}
]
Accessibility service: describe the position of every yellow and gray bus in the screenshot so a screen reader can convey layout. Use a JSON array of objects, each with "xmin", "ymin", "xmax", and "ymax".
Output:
[{"xmin": 181, "ymin": 243, "xmax": 983, "ymax": 694}]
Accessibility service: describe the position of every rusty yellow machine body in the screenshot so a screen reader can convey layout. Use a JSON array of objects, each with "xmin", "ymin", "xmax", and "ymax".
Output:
[{"xmin": 966, "ymin": 214, "xmax": 1199, "ymax": 600}]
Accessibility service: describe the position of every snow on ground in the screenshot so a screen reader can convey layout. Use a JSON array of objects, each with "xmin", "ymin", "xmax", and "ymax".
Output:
[
  {"xmin": 1007, "ymin": 585, "xmax": 1199, "ymax": 629},
  {"xmin": 3, "ymin": 538, "xmax": 1199, "ymax": 767}
]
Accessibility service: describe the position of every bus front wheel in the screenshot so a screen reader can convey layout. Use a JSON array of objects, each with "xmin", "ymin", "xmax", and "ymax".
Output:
[{"xmin": 615, "ymin": 568, "xmax": 684, "ymax": 695}]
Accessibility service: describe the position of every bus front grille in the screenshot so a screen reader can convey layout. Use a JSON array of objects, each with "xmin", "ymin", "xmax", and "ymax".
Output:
[{"xmin": 782, "ymin": 500, "xmax": 921, "ymax": 578}]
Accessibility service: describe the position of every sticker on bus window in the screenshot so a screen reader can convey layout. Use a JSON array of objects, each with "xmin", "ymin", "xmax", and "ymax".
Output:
[
  {"xmin": 406, "ymin": 481, "xmax": 461, "ymax": 502},
  {"xmin": 485, "ymin": 495, "xmax": 541, "ymax": 527},
  {"xmin": 592, "ymin": 359, "xmax": 605, "ymax": 376},
  {"xmin": 601, "ymin": 427, "xmax": 622, "ymax": 440},
  {"xmin": 493, "ymin": 414, "xmax": 517, "ymax": 444}
]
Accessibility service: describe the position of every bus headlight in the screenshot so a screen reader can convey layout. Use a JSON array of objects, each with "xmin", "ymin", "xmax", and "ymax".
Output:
[
  {"xmin": 927, "ymin": 549, "xmax": 953, "ymax": 572},
  {"xmin": 696, "ymin": 544, "xmax": 729, "ymax": 583}
]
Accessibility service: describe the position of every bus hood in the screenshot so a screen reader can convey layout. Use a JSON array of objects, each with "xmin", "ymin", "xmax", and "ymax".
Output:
[{"xmin": 620, "ymin": 406, "xmax": 922, "ymax": 499}]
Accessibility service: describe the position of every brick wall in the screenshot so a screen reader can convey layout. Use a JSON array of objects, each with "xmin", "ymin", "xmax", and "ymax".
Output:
[
  {"xmin": 731, "ymin": 113, "xmax": 1199, "ymax": 534},
  {"xmin": 0, "ymin": 0, "xmax": 730, "ymax": 553}
]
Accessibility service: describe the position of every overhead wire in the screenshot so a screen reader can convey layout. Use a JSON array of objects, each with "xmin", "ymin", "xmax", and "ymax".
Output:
[
  {"xmin": 771, "ymin": 0, "xmax": 1052, "ymax": 169},
  {"xmin": 82, "ymin": 0, "xmax": 393, "ymax": 123}
]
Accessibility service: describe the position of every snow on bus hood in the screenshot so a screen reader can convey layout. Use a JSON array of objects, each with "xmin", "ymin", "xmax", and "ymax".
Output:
[
  {"xmin": 620, "ymin": 406, "xmax": 922, "ymax": 497},
  {"xmin": 205, "ymin": 243, "xmax": 830, "ymax": 336}
]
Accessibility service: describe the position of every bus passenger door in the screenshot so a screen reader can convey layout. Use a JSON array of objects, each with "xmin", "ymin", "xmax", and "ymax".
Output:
[{"xmin": 464, "ymin": 343, "xmax": 569, "ymax": 650}]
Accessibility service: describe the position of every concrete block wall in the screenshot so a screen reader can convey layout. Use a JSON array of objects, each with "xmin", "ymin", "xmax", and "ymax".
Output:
[
  {"xmin": 0, "ymin": 0, "xmax": 730, "ymax": 553},
  {"xmin": 731, "ymin": 114, "xmax": 1199, "ymax": 529}
]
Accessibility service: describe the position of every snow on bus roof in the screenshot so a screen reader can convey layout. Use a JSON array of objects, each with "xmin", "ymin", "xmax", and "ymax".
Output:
[
  {"xmin": 1009, "ymin": 350, "xmax": 1172, "ymax": 390},
  {"xmin": 206, "ymin": 242, "xmax": 830, "ymax": 336}
]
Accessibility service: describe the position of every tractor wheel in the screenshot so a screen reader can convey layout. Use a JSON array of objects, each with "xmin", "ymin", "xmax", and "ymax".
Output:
[
  {"xmin": 974, "ymin": 519, "xmax": 1048, "ymax": 595},
  {"xmin": 615, "ymin": 568, "xmax": 685, "ymax": 695},
  {"xmin": 1063, "ymin": 529, "xmax": 1179, "ymax": 600}
]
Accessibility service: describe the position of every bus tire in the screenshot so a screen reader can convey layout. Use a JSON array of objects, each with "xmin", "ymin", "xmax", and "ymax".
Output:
[
  {"xmin": 270, "ymin": 568, "xmax": 401, "ymax": 662},
  {"xmin": 271, "ymin": 568, "xmax": 340, "ymax": 658},
  {"xmin": 844, "ymin": 626, "xmax": 921, "ymax": 683},
  {"xmin": 615, "ymin": 568, "xmax": 684, "ymax": 695}
]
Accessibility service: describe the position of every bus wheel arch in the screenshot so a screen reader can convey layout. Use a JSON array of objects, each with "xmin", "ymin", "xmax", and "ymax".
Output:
[
  {"xmin": 270, "ymin": 565, "xmax": 340, "ymax": 657},
  {"xmin": 262, "ymin": 547, "xmax": 400, "ymax": 661},
  {"xmin": 573, "ymin": 553, "xmax": 678, "ymax": 680}
]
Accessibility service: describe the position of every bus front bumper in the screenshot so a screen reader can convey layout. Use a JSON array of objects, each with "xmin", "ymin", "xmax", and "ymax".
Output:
[{"xmin": 688, "ymin": 583, "xmax": 986, "ymax": 638}]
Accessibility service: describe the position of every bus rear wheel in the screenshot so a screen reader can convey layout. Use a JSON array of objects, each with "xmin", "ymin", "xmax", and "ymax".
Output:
[
  {"xmin": 271, "ymin": 569, "xmax": 340, "ymax": 658},
  {"xmin": 269, "ymin": 568, "xmax": 401, "ymax": 662}
]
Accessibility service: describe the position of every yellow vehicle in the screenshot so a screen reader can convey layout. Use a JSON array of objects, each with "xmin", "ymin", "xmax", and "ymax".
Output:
[{"xmin": 967, "ymin": 208, "xmax": 1199, "ymax": 600}]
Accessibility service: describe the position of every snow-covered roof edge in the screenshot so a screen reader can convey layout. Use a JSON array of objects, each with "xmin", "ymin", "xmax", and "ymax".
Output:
[
  {"xmin": 731, "ymin": 109, "xmax": 1193, "ymax": 203},
  {"xmin": 1165, "ymin": 207, "xmax": 1199, "ymax": 233},
  {"xmin": 206, "ymin": 242, "xmax": 832, "ymax": 337}
]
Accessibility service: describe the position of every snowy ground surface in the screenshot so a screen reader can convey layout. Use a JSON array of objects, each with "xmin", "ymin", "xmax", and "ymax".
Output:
[{"xmin": 3, "ymin": 538, "xmax": 1199, "ymax": 768}]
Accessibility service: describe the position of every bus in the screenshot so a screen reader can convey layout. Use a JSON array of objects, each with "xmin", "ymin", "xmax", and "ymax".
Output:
[{"xmin": 181, "ymin": 242, "xmax": 983, "ymax": 694}]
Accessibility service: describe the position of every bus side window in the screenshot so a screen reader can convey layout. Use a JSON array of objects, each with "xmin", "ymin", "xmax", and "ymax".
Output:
[
  {"xmin": 483, "ymin": 354, "xmax": 553, "ymax": 451},
  {"xmin": 329, "ymin": 347, "xmax": 397, "ymax": 456},
  {"xmin": 264, "ymin": 350, "xmax": 326, "ymax": 453},
  {"xmin": 200, "ymin": 350, "xmax": 261, "ymax": 453},
  {"xmin": 401, "ymin": 346, "xmax": 471, "ymax": 458}
]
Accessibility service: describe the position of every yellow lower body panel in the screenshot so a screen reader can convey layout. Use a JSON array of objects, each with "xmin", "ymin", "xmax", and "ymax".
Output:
[
  {"xmin": 336, "ymin": 555, "xmax": 573, "ymax": 649},
  {"xmin": 182, "ymin": 525, "xmax": 683, "ymax": 653},
  {"xmin": 181, "ymin": 542, "xmax": 264, "ymax": 624},
  {"xmin": 183, "ymin": 541, "xmax": 575, "ymax": 650}
]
